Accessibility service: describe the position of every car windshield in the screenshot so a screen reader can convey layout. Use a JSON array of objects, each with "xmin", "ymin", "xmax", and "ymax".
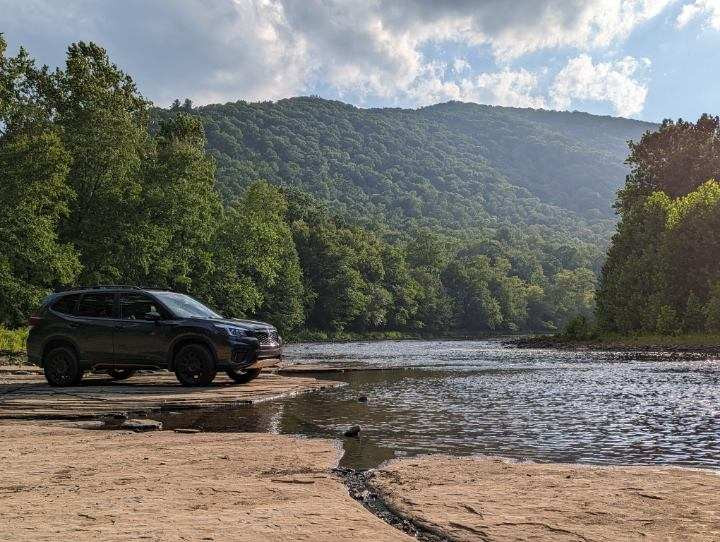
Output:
[{"xmin": 151, "ymin": 292, "xmax": 222, "ymax": 319}]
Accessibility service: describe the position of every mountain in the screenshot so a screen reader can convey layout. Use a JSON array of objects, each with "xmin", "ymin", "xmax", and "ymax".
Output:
[{"xmin": 182, "ymin": 97, "xmax": 655, "ymax": 244}]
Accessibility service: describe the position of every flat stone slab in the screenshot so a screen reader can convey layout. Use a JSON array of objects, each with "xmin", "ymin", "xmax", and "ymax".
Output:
[
  {"xmin": 0, "ymin": 424, "xmax": 409, "ymax": 541},
  {"xmin": 371, "ymin": 456, "xmax": 720, "ymax": 541},
  {"xmin": 0, "ymin": 371, "xmax": 344, "ymax": 420}
]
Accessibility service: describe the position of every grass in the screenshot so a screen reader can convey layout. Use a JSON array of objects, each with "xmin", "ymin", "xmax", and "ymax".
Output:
[
  {"xmin": 0, "ymin": 327, "xmax": 29, "ymax": 366},
  {"xmin": 0, "ymin": 327, "xmax": 28, "ymax": 354}
]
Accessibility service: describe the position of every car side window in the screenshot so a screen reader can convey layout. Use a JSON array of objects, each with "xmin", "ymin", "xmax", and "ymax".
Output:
[
  {"xmin": 77, "ymin": 293, "xmax": 116, "ymax": 318},
  {"xmin": 51, "ymin": 294, "xmax": 81, "ymax": 315},
  {"xmin": 120, "ymin": 293, "xmax": 163, "ymax": 320}
]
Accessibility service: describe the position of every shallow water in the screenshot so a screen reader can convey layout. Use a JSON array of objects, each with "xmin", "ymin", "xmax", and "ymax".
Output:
[{"xmin": 158, "ymin": 340, "xmax": 720, "ymax": 470}]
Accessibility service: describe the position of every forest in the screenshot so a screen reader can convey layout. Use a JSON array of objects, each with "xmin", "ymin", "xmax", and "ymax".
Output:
[
  {"xmin": 0, "ymin": 38, "xmax": 646, "ymax": 337},
  {"xmin": 597, "ymin": 115, "xmax": 720, "ymax": 335}
]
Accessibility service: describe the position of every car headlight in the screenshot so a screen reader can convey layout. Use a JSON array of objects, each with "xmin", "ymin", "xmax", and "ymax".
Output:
[{"xmin": 214, "ymin": 324, "xmax": 248, "ymax": 337}]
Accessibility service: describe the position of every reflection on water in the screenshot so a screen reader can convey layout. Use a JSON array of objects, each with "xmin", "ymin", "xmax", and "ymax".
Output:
[{"xmin": 157, "ymin": 340, "xmax": 720, "ymax": 470}]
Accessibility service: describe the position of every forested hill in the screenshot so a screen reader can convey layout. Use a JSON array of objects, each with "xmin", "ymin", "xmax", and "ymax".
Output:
[{"xmin": 185, "ymin": 97, "xmax": 655, "ymax": 242}]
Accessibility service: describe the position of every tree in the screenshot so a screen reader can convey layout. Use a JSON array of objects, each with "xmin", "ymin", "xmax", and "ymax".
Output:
[
  {"xmin": 0, "ymin": 131, "xmax": 80, "ymax": 326},
  {"xmin": 125, "ymin": 113, "xmax": 222, "ymax": 290},
  {"xmin": 625, "ymin": 115, "xmax": 720, "ymax": 199}
]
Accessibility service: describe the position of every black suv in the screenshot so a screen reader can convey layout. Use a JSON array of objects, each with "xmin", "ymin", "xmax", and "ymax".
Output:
[{"xmin": 26, "ymin": 286, "xmax": 282, "ymax": 387}]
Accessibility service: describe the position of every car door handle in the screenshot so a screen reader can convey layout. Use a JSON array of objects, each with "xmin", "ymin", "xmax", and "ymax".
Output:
[{"xmin": 68, "ymin": 322, "xmax": 80, "ymax": 328}]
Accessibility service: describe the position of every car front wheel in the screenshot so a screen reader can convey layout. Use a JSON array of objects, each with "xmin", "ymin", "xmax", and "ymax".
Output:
[
  {"xmin": 174, "ymin": 344, "xmax": 217, "ymax": 387},
  {"xmin": 226, "ymin": 367, "xmax": 262, "ymax": 384},
  {"xmin": 43, "ymin": 346, "xmax": 83, "ymax": 387}
]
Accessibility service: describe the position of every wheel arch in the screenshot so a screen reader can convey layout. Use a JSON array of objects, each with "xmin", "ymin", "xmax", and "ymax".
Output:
[{"xmin": 40, "ymin": 337, "xmax": 80, "ymax": 367}]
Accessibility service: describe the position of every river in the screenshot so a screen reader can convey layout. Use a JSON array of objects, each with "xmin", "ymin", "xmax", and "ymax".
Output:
[{"xmin": 157, "ymin": 340, "xmax": 720, "ymax": 470}]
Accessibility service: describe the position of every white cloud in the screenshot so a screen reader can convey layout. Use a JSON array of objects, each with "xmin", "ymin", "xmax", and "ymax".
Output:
[
  {"xmin": 406, "ymin": 65, "xmax": 547, "ymax": 108},
  {"xmin": 550, "ymin": 55, "xmax": 650, "ymax": 117},
  {"xmin": 453, "ymin": 58, "xmax": 470, "ymax": 73},
  {"xmin": 677, "ymin": 0, "xmax": 720, "ymax": 29},
  {"xmin": 1, "ymin": 0, "xmax": 671, "ymax": 112}
]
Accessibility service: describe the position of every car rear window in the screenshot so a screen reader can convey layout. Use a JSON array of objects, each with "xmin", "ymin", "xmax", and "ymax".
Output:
[
  {"xmin": 77, "ymin": 293, "xmax": 115, "ymax": 318},
  {"xmin": 51, "ymin": 294, "xmax": 81, "ymax": 315}
]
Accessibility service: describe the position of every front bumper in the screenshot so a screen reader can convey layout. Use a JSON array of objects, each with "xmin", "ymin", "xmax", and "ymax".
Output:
[{"xmin": 216, "ymin": 339, "xmax": 283, "ymax": 370}]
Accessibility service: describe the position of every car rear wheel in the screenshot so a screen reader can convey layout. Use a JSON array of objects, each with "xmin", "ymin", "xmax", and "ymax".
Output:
[
  {"xmin": 108, "ymin": 368, "xmax": 136, "ymax": 381},
  {"xmin": 174, "ymin": 344, "xmax": 217, "ymax": 386},
  {"xmin": 226, "ymin": 367, "xmax": 262, "ymax": 384},
  {"xmin": 43, "ymin": 346, "xmax": 83, "ymax": 387}
]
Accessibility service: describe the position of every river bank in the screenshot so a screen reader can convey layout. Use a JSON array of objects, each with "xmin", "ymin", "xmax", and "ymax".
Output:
[
  {"xmin": 0, "ymin": 422, "xmax": 409, "ymax": 541},
  {"xmin": 4, "ymin": 340, "xmax": 720, "ymax": 539},
  {"xmin": 3, "ymin": 422, "xmax": 720, "ymax": 541},
  {"xmin": 509, "ymin": 333, "xmax": 720, "ymax": 357},
  {"xmin": 369, "ymin": 455, "xmax": 720, "ymax": 541}
]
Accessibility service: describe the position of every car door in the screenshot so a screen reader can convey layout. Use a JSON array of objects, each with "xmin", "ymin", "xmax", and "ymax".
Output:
[
  {"xmin": 73, "ymin": 292, "xmax": 117, "ymax": 364},
  {"xmin": 114, "ymin": 292, "xmax": 171, "ymax": 367}
]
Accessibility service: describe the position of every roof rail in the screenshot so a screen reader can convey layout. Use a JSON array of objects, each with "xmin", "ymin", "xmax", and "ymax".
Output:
[
  {"xmin": 88, "ymin": 285, "xmax": 142, "ymax": 290},
  {"xmin": 56, "ymin": 285, "xmax": 143, "ymax": 292}
]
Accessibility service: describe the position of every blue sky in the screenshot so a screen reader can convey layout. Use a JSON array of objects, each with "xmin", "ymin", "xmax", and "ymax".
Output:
[{"xmin": 2, "ymin": 0, "xmax": 719, "ymax": 122}]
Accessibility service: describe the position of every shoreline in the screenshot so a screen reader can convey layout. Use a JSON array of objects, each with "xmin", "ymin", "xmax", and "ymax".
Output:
[
  {"xmin": 508, "ymin": 334, "xmax": 720, "ymax": 358},
  {"xmin": 3, "ymin": 420, "xmax": 719, "ymax": 541},
  {"xmin": 2, "ymin": 365, "xmax": 720, "ymax": 540}
]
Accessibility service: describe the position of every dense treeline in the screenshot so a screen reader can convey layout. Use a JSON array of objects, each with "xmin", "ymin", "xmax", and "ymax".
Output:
[
  {"xmin": 189, "ymin": 97, "xmax": 653, "ymax": 242},
  {"xmin": 597, "ymin": 115, "xmax": 720, "ymax": 334},
  {"xmin": 0, "ymin": 38, "xmax": 599, "ymax": 335}
]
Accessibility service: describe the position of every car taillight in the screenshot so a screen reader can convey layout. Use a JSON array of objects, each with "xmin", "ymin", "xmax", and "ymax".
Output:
[{"xmin": 28, "ymin": 314, "xmax": 42, "ymax": 328}]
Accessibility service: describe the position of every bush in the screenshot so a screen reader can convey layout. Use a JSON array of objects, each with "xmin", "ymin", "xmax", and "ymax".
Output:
[
  {"xmin": 656, "ymin": 305, "xmax": 680, "ymax": 336},
  {"xmin": 0, "ymin": 327, "xmax": 28, "ymax": 354},
  {"xmin": 563, "ymin": 315, "xmax": 597, "ymax": 340}
]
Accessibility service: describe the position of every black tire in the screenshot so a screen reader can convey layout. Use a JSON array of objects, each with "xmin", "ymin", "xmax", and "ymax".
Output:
[
  {"xmin": 43, "ymin": 346, "xmax": 83, "ymax": 387},
  {"xmin": 107, "ymin": 368, "xmax": 136, "ymax": 381},
  {"xmin": 174, "ymin": 344, "xmax": 217, "ymax": 387},
  {"xmin": 226, "ymin": 367, "xmax": 262, "ymax": 384}
]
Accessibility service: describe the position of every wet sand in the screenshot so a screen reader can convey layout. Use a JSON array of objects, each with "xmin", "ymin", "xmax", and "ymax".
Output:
[{"xmin": 370, "ymin": 455, "xmax": 720, "ymax": 541}]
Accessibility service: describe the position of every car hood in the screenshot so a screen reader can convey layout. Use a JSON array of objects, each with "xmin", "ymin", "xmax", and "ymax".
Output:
[{"xmin": 210, "ymin": 318, "xmax": 276, "ymax": 331}]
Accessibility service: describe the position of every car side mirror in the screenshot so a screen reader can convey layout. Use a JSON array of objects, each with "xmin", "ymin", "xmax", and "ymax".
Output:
[{"xmin": 145, "ymin": 312, "xmax": 162, "ymax": 322}]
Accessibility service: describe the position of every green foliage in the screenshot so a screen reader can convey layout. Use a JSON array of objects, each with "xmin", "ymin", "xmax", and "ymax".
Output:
[
  {"xmin": 683, "ymin": 292, "xmax": 705, "ymax": 332},
  {"xmin": 1, "ymin": 37, "xmax": 606, "ymax": 335},
  {"xmin": 563, "ymin": 315, "xmax": 597, "ymax": 340},
  {"xmin": 656, "ymin": 305, "xmax": 680, "ymax": 336},
  {"xmin": 598, "ymin": 115, "xmax": 720, "ymax": 336},
  {"xmin": 0, "ymin": 326, "xmax": 28, "ymax": 355},
  {"xmin": 704, "ymin": 282, "xmax": 720, "ymax": 333},
  {"xmin": 180, "ymin": 97, "xmax": 652, "ymax": 243}
]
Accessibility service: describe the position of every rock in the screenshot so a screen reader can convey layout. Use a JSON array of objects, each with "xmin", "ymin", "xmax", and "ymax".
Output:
[
  {"xmin": 68, "ymin": 420, "xmax": 106, "ymax": 430},
  {"xmin": 344, "ymin": 425, "xmax": 361, "ymax": 437},
  {"xmin": 357, "ymin": 395, "xmax": 368, "ymax": 403},
  {"xmin": 121, "ymin": 418, "xmax": 163, "ymax": 432},
  {"xmin": 174, "ymin": 428, "xmax": 201, "ymax": 434}
]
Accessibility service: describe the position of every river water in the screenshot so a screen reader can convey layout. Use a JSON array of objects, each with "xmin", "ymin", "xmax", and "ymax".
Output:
[{"xmin": 158, "ymin": 340, "xmax": 720, "ymax": 470}]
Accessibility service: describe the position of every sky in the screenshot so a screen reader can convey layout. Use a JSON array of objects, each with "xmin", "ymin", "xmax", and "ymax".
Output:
[{"xmin": 1, "ymin": 0, "xmax": 719, "ymax": 122}]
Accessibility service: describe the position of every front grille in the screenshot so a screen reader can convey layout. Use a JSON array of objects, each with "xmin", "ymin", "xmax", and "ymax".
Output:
[{"xmin": 251, "ymin": 329, "xmax": 279, "ymax": 345}]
